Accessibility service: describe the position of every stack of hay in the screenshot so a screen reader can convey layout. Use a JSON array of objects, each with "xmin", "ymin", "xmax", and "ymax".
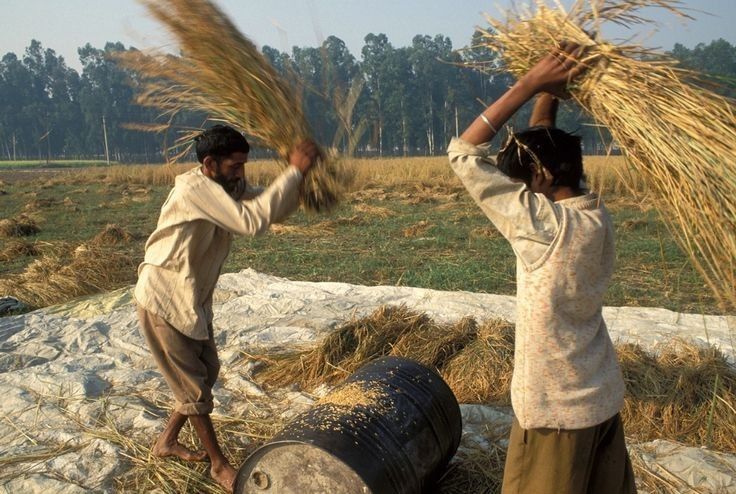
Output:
[
  {"xmin": 0, "ymin": 225, "xmax": 137, "ymax": 309},
  {"xmin": 120, "ymin": 0, "xmax": 341, "ymax": 212},
  {"xmin": 476, "ymin": 0, "xmax": 736, "ymax": 310}
]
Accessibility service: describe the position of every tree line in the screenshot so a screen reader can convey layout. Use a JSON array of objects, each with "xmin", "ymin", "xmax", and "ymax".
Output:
[{"xmin": 0, "ymin": 35, "xmax": 733, "ymax": 162}]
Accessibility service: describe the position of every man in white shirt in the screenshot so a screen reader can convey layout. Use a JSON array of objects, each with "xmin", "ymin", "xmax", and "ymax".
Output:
[{"xmin": 135, "ymin": 125, "xmax": 318, "ymax": 492}]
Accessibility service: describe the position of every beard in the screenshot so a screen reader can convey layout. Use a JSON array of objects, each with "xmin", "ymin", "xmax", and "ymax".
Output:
[{"xmin": 213, "ymin": 173, "xmax": 246, "ymax": 200}]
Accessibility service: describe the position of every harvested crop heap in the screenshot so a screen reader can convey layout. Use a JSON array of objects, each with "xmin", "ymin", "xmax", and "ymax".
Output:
[{"xmin": 256, "ymin": 305, "xmax": 736, "ymax": 453}]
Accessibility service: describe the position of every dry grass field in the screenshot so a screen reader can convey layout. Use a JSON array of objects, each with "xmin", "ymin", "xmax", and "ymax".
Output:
[{"xmin": 0, "ymin": 154, "xmax": 724, "ymax": 314}]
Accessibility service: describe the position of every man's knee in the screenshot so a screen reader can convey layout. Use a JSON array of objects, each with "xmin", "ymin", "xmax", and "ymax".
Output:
[
  {"xmin": 205, "ymin": 360, "xmax": 220, "ymax": 388},
  {"xmin": 177, "ymin": 400, "xmax": 214, "ymax": 416}
]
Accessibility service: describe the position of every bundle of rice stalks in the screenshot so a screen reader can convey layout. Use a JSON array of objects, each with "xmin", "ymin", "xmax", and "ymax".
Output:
[
  {"xmin": 0, "ymin": 216, "xmax": 40, "ymax": 237},
  {"xmin": 119, "ymin": 0, "xmax": 342, "ymax": 212},
  {"xmin": 391, "ymin": 316, "xmax": 478, "ymax": 370},
  {"xmin": 619, "ymin": 340, "xmax": 736, "ymax": 452},
  {"xmin": 91, "ymin": 224, "xmax": 134, "ymax": 246},
  {"xmin": 477, "ymin": 0, "xmax": 736, "ymax": 310},
  {"xmin": 0, "ymin": 242, "xmax": 136, "ymax": 309},
  {"xmin": 0, "ymin": 240, "xmax": 39, "ymax": 262},
  {"xmin": 441, "ymin": 319, "xmax": 515, "ymax": 405},
  {"xmin": 257, "ymin": 306, "xmax": 432, "ymax": 389}
]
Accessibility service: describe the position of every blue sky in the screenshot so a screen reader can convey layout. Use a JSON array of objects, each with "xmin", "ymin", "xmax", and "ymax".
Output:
[{"xmin": 2, "ymin": 0, "xmax": 735, "ymax": 71}]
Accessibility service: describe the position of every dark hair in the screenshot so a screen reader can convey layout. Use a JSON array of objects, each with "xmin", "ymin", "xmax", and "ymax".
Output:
[
  {"xmin": 496, "ymin": 126, "xmax": 583, "ymax": 190},
  {"xmin": 194, "ymin": 125, "xmax": 250, "ymax": 163}
]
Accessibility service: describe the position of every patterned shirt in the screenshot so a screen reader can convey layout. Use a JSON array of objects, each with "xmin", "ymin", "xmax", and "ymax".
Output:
[
  {"xmin": 448, "ymin": 137, "xmax": 625, "ymax": 430},
  {"xmin": 135, "ymin": 166, "xmax": 302, "ymax": 340}
]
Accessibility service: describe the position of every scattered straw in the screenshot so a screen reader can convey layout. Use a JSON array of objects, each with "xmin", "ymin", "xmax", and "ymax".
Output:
[
  {"xmin": 54, "ymin": 392, "xmax": 282, "ymax": 494},
  {"xmin": 402, "ymin": 220, "xmax": 433, "ymax": 238},
  {"xmin": 436, "ymin": 427, "xmax": 508, "ymax": 494},
  {"xmin": 470, "ymin": 225, "xmax": 501, "ymax": 239},
  {"xmin": 119, "ymin": 0, "xmax": 343, "ymax": 212},
  {"xmin": 23, "ymin": 199, "xmax": 54, "ymax": 212},
  {"xmin": 323, "ymin": 215, "xmax": 370, "ymax": 227},
  {"xmin": 351, "ymin": 203, "xmax": 396, "ymax": 219},
  {"xmin": 269, "ymin": 221, "xmax": 336, "ymax": 237},
  {"xmin": 477, "ymin": 0, "xmax": 736, "ymax": 309}
]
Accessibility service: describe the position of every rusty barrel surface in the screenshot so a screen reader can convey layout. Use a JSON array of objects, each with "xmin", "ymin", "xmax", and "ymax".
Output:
[{"xmin": 235, "ymin": 356, "xmax": 462, "ymax": 494}]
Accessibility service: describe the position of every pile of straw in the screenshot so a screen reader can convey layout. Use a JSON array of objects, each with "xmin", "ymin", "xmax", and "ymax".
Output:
[
  {"xmin": 442, "ymin": 319, "xmax": 515, "ymax": 405},
  {"xmin": 120, "ymin": 0, "xmax": 341, "ymax": 212},
  {"xmin": 619, "ymin": 341, "xmax": 736, "ymax": 450},
  {"xmin": 91, "ymin": 224, "xmax": 135, "ymax": 246},
  {"xmin": 256, "ymin": 305, "xmax": 491, "ymax": 392},
  {"xmin": 0, "ymin": 216, "xmax": 40, "ymax": 237},
  {"xmin": 0, "ymin": 240, "xmax": 39, "ymax": 262},
  {"xmin": 0, "ymin": 239, "xmax": 136, "ymax": 309},
  {"xmin": 255, "ymin": 306, "xmax": 736, "ymax": 452},
  {"xmin": 476, "ymin": 0, "xmax": 736, "ymax": 310}
]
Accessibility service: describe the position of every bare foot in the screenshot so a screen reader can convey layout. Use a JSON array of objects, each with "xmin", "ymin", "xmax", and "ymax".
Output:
[
  {"xmin": 152, "ymin": 440, "xmax": 208, "ymax": 462},
  {"xmin": 211, "ymin": 463, "xmax": 237, "ymax": 493}
]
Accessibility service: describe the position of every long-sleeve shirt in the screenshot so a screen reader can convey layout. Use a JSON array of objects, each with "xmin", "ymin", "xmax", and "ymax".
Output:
[
  {"xmin": 448, "ymin": 137, "xmax": 625, "ymax": 430},
  {"xmin": 134, "ymin": 166, "xmax": 302, "ymax": 340}
]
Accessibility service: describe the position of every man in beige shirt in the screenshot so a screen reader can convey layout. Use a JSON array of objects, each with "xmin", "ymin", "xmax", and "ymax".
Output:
[
  {"xmin": 134, "ymin": 125, "xmax": 318, "ymax": 492},
  {"xmin": 449, "ymin": 45, "xmax": 634, "ymax": 493}
]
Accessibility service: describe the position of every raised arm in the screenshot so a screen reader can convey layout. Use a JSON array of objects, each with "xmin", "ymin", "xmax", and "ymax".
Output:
[
  {"xmin": 529, "ymin": 93, "xmax": 559, "ymax": 127},
  {"xmin": 460, "ymin": 43, "xmax": 585, "ymax": 146}
]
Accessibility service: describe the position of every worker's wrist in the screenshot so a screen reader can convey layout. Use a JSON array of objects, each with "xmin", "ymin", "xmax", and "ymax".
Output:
[
  {"xmin": 289, "ymin": 164, "xmax": 307, "ymax": 177},
  {"xmin": 514, "ymin": 75, "xmax": 542, "ymax": 100}
]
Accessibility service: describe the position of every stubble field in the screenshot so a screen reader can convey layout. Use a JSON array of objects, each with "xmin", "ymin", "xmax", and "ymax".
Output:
[{"xmin": 0, "ymin": 154, "xmax": 725, "ymax": 315}]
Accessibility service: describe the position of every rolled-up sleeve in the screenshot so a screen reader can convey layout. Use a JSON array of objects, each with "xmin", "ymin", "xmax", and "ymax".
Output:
[
  {"xmin": 184, "ymin": 166, "xmax": 303, "ymax": 236},
  {"xmin": 448, "ymin": 137, "xmax": 561, "ymax": 267}
]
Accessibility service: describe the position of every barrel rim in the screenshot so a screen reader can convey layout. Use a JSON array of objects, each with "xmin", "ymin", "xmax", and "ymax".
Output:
[{"xmin": 235, "ymin": 439, "xmax": 369, "ymax": 493}]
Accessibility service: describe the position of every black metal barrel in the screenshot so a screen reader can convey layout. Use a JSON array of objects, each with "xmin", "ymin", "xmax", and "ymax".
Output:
[{"xmin": 235, "ymin": 356, "xmax": 462, "ymax": 494}]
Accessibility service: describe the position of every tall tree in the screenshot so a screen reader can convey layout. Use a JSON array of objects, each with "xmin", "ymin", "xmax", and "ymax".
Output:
[
  {"xmin": 78, "ymin": 42, "xmax": 161, "ymax": 161},
  {"xmin": 671, "ymin": 39, "xmax": 736, "ymax": 97},
  {"xmin": 361, "ymin": 33, "xmax": 394, "ymax": 156},
  {"xmin": 0, "ymin": 52, "xmax": 33, "ymax": 158}
]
